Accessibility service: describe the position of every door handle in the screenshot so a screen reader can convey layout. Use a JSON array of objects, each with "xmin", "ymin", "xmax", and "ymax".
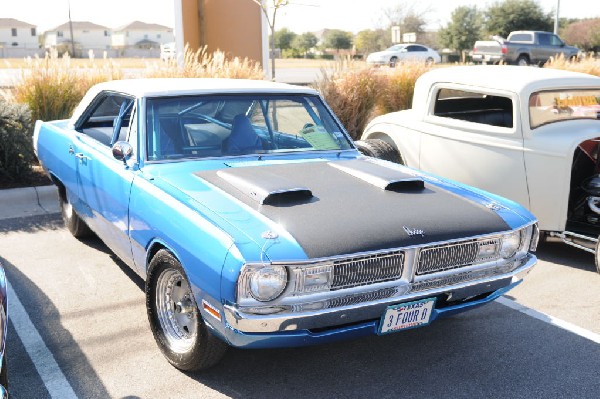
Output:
[
  {"xmin": 68, "ymin": 146, "xmax": 75, "ymax": 155},
  {"xmin": 74, "ymin": 153, "xmax": 90, "ymax": 162}
]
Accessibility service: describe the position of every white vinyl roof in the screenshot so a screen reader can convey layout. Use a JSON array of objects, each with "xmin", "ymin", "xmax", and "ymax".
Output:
[{"xmin": 86, "ymin": 78, "xmax": 318, "ymax": 98}]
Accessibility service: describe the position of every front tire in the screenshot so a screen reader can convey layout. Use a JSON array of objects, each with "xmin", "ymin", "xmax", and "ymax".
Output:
[
  {"xmin": 60, "ymin": 188, "xmax": 92, "ymax": 238},
  {"xmin": 355, "ymin": 139, "xmax": 402, "ymax": 164},
  {"xmin": 595, "ymin": 236, "xmax": 600, "ymax": 275},
  {"xmin": 147, "ymin": 249, "xmax": 228, "ymax": 371}
]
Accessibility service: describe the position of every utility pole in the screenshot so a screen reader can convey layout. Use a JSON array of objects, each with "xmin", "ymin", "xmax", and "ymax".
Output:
[
  {"xmin": 553, "ymin": 0, "xmax": 560, "ymax": 34},
  {"xmin": 68, "ymin": 0, "xmax": 75, "ymax": 56}
]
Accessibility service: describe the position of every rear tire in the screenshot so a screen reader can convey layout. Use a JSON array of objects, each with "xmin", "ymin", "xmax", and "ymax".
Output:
[
  {"xmin": 60, "ymin": 188, "xmax": 92, "ymax": 238},
  {"xmin": 389, "ymin": 56, "xmax": 398, "ymax": 68},
  {"xmin": 147, "ymin": 249, "xmax": 228, "ymax": 371},
  {"xmin": 355, "ymin": 139, "xmax": 402, "ymax": 164},
  {"xmin": 516, "ymin": 55, "xmax": 530, "ymax": 66}
]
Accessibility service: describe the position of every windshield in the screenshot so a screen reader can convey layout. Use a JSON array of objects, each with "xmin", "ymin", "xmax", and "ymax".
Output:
[
  {"xmin": 529, "ymin": 89, "xmax": 600, "ymax": 129},
  {"xmin": 145, "ymin": 94, "xmax": 353, "ymax": 161},
  {"xmin": 387, "ymin": 45, "xmax": 406, "ymax": 51}
]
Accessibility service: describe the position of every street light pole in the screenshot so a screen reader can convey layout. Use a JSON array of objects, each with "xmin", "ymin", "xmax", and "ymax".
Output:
[
  {"xmin": 554, "ymin": 0, "xmax": 561, "ymax": 34},
  {"xmin": 68, "ymin": 0, "xmax": 75, "ymax": 56}
]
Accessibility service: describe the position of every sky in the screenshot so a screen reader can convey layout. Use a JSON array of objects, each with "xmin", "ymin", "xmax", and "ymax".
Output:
[{"xmin": 3, "ymin": 0, "xmax": 599, "ymax": 34}]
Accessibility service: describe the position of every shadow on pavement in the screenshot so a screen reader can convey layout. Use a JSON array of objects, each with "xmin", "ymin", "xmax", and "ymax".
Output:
[
  {"xmin": 0, "ymin": 214, "xmax": 62, "ymax": 234},
  {"xmin": 1, "ymin": 256, "xmax": 111, "ymax": 399},
  {"xmin": 535, "ymin": 240, "xmax": 596, "ymax": 273}
]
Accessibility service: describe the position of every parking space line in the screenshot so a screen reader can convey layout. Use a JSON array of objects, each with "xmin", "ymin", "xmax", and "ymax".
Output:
[
  {"xmin": 7, "ymin": 281, "xmax": 78, "ymax": 399},
  {"xmin": 497, "ymin": 296, "xmax": 600, "ymax": 344}
]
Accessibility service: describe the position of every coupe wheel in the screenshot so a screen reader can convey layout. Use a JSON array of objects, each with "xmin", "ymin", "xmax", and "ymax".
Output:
[
  {"xmin": 147, "ymin": 249, "xmax": 228, "ymax": 371},
  {"xmin": 60, "ymin": 188, "xmax": 92, "ymax": 238},
  {"xmin": 595, "ymin": 236, "xmax": 600, "ymax": 275},
  {"xmin": 389, "ymin": 56, "xmax": 398, "ymax": 67}
]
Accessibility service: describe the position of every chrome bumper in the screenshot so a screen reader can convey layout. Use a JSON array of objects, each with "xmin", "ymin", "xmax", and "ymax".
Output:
[{"xmin": 224, "ymin": 253, "xmax": 536, "ymax": 333}]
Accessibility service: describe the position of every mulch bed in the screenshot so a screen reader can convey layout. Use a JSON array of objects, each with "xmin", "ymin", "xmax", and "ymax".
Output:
[{"xmin": 0, "ymin": 165, "xmax": 52, "ymax": 190}]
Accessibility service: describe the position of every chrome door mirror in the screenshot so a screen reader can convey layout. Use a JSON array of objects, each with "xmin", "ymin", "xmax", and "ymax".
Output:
[{"xmin": 112, "ymin": 141, "xmax": 133, "ymax": 163}]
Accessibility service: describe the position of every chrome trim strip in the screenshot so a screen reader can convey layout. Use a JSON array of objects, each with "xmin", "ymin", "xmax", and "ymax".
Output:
[{"xmin": 224, "ymin": 254, "xmax": 536, "ymax": 333}]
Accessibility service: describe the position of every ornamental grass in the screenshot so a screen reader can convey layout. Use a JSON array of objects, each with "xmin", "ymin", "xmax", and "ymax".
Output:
[
  {"xmin": 11, "ymin": 50, "xmax": 122, "ymax": 122},
  {"xmin": 144, "ymin": 45, "xmax": 264, "ymax": 80},
  {"xmin": 544, "ymin": 53, "xmax": 600, "ymax": 77}
]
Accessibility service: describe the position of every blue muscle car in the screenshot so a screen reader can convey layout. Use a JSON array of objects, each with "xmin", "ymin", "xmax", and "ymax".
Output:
[{"xmin": 34, "ymin": 78, "xmax": 538, "ymax": 371}]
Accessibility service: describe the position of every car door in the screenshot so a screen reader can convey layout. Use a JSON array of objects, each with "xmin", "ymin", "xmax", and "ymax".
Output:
[
  {"xmin": 417, "ymin": 85, "xmax": 530, "ymax": 210},
  {"xmin": 73, "ymin": 92, "xmax": 137, "ymax": 267}
]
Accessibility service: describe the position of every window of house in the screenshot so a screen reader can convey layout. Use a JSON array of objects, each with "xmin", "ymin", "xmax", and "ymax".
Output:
[
  {"xmin": 104, "ymin": 30, "xmax": 109, "ymax": 36},
  {"xmin": 157, "ymin": 33, "xmax": 161, "ymax": 39},
  {"xmin": 144, "ymin": 34, "xmax": 148, "ymax": 39},
  {"xmin": 83, "ymin": 30, "xmax": 89, "ymax": 34},
  {"xmin": 432, "ymin": 88, "xmax": 514, "ymax": 128},
  {"xmin": 11, "ymin": 28, "xmax": 17, "ymax": 37},
  {"xmin": 57, "ymin": 31, "xmax": 63, "ymax": 37},
  {"xmin": 31, "ymin": 28, "xmax": 36, "ymax": 36}
]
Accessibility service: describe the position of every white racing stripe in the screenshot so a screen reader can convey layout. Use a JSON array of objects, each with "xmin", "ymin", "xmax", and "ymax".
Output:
[
  {"xmin": 7, "ymin": 281, "xmax": 78, "ymax": 399},
  {"xmin": 497, "ymin": 296, "xmax": 600, "ymax": 344}
]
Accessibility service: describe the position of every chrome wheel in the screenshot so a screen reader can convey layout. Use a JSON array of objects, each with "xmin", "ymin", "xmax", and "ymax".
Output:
[{"xmin": 155, "ymin": 268, "xmax": 198, "ymax": 353}]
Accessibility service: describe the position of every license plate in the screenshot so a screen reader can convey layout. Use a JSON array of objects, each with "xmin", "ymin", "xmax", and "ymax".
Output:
[
  {"xmin": 484, "ymin": 55, "xmax": 491, "ymax": 61},
  {"xmin": 378, "ymin": 298, "xmax": 436, "ymax": 335}
]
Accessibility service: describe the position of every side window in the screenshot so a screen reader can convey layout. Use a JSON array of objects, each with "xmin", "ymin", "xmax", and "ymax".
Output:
[
  {"xmin": 78, "ymin": 93, "xmax": 134, "ymax": 146},
  {"xmin": 433, "ymin": 88, "xmax": 514, "ymax": 128},
  {"xmin": 550, "ymin": 34, "xmax": 563, "ymax": 46},
  {"xmin": 538, "ymin": 33, "xmax": 550, "ymax": 46},
  {"xmin": 413, "ymin": 45, "xmax": 427, "ymax": 52}
]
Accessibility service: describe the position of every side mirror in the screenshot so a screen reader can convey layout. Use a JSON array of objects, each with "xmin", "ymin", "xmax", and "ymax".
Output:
[{"xmin": 112, "ymin": 141, "xmax": 133, "ymax": 163}]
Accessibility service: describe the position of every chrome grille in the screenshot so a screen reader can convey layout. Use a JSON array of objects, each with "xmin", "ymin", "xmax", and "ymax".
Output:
[
  {"xmin": 328, "ymin": 287, "xmax": 398, "ymax": 308},
  {"xmin": 417, "ymin": 239, "xmax": 500, "ymax": 275},
  {"xmin": 332, "ymin": 251, "xmax": 404, "ymax": 290}
]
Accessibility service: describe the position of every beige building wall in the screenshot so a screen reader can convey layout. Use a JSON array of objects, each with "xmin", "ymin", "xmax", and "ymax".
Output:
[{"xmin": 178, "ymin": 0, "xmax": 263, "ymax": 64}]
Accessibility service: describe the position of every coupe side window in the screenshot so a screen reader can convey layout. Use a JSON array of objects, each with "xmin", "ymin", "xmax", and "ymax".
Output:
[
  {"xmin": 78, "ymin": 93, "xmax": 134, "ymax": 146},
  {"xmin": 433, "ymin": 88, "xmax": 514, "ymax": 128}
]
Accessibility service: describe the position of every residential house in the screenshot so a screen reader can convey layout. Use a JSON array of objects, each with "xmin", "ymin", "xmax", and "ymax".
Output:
[
  {"xmin": 44, "ymin": 21, "xmax": 111, "ymax": 56},
  {"xmin": 0, "ymin": 18, "xmax": 40, "ymax": 57},
  {"xmin": 112, "ymin": 21, "xmax": 174, "ymax": 56}
]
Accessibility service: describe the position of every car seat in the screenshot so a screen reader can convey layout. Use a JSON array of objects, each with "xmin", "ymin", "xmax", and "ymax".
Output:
[{"xmin": 222, "ymin": 114, "xmax": 263, "ymax": 155}]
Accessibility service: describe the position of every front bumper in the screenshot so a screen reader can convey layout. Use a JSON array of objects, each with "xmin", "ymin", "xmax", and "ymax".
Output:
[{"xmin": 218, "ymin": 253, "xmax": 535, "ymax": 348}]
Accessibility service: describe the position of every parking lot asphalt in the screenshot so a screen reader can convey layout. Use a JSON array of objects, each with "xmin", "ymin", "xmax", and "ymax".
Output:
[{"xmin": 1, "ymin": 186, "xmax": 600, "ymax": 398}]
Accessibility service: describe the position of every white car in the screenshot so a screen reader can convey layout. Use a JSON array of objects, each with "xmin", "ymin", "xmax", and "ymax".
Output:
[
  {"xmin": 366, "ymin": 44, "xmax": 441, "ymax": 67},
  {"xmin": 359, "ymin": 65, "xmax": 600, "ymax": 272}
]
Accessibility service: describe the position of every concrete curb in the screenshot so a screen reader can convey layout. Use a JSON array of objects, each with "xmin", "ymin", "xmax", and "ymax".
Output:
[{"xmin": 0, "ymin": 185, "xmax": 59, "ymax": 221}]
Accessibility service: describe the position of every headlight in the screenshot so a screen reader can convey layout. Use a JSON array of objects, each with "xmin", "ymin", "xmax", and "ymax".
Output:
[
  {"xmin": 500, "ymin": 231, "xmax": 522, "ymax": 258},
  {"xmin": 248, "ymin": 265, "xmax": 287, "ymax": 301}
]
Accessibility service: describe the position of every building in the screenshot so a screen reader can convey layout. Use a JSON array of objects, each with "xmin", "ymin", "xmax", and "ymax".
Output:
[
  {"xmin": 112, "ymin": 21, "xmax": 174, "ymax": 49},
  {"xmin": 0, "ymin": 18, "xmax": 40, "ymax": 57},
  {"xmin": 174, "ymin": 0, "xmax": 267, "ymax": 73},
  {"xmin": 44, "ymin": 21, "xmax": 111, "ymax": 56}
]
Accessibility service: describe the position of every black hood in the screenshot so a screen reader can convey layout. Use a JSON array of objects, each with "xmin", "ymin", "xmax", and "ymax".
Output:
[{"xmin": 195, "ymin": 159, "xmax": 509, "ymax": 259}]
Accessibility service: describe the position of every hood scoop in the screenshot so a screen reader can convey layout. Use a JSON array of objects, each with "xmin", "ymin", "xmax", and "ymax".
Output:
[
  {"xmin": 216, "ymin": 169, "xmax": 313, "ymax": 205},
  {"xmin": 329, "ymin": 159, "xmax": 425, "ymax": 191}
]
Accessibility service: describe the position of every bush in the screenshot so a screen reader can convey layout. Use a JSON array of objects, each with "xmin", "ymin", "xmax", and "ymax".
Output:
[
  {"xmin": 544, "ymin": 53, "xmax": 600, "ymax": 77},
  {"xmin": 0, "ymin": 100, "xmax": 34, "ymax": 183},
  {"xmin": 315, "ymin": 61, "xmax": 383, "ymax": 140},
  {"xmin": 12, "ymin": 50, "xmax": 122, "ymax": 122},
  {"xmin": 145, "ymin": 46, "xmax": 264, "ymax": 79},
  {"xmin": 376, "ymin": 62, "xmax": 432, "ymax": 115},
  {"xmin": 317, "ymin": 60, "xmax": 431, "ymax": 139}
]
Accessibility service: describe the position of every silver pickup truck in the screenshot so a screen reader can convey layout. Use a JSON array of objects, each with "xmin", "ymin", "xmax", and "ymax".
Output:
[{"xmin": 472, "ymin": 30, "xmax": 579, "ymax": 66}]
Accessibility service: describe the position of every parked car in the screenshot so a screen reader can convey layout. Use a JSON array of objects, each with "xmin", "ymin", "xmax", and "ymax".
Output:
[
  {"xmin": 360, "ymin": 65, "xmax": 600, "ymax": 272},
  {"xmin": 366, "ymin": 44, "xmax": 441, "ymax": 67},
  {"xmin": 0, "ymin": 261, "xmax": 7, "ymax": 398},
  {"xmin": 472, "ymin": 31, "xmax": 579, "ymax": 66},
  {"xmin": 34, "ymin": 78, "xmax": 538, "ymax": 370}
]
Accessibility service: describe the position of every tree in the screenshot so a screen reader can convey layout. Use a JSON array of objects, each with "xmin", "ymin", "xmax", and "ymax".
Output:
[
  {"xmin": 274, "ymin": 28, "xmax": 297, "ymax": 51},
  {"xmin": 354, "ymin": 29, "xmax": 388, "ymax": 55},
  {"xmin": 250, "ymin": 0, "xmax": 291, "ymax": 80},
  {"xmin": 292, "ymin": 32, "xmax": 318, "ymax": 57},
  {"xmin": 562, "ymin": 18, "xmax": 600, "ymax": 51},
  {"xmin": 438, "ymin": 6, "xmax": 484, "ymax": 62},
  {"xmin": 484, "ymin": 0, "xmax": 553, "ymax": 38},
  {"xmin": 322, "ymin": 29, "xmax": 353, "ymax": 53},
  {"xmin": 381, "ymin": 2, "xmax": 430, "ymax": 36}
]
